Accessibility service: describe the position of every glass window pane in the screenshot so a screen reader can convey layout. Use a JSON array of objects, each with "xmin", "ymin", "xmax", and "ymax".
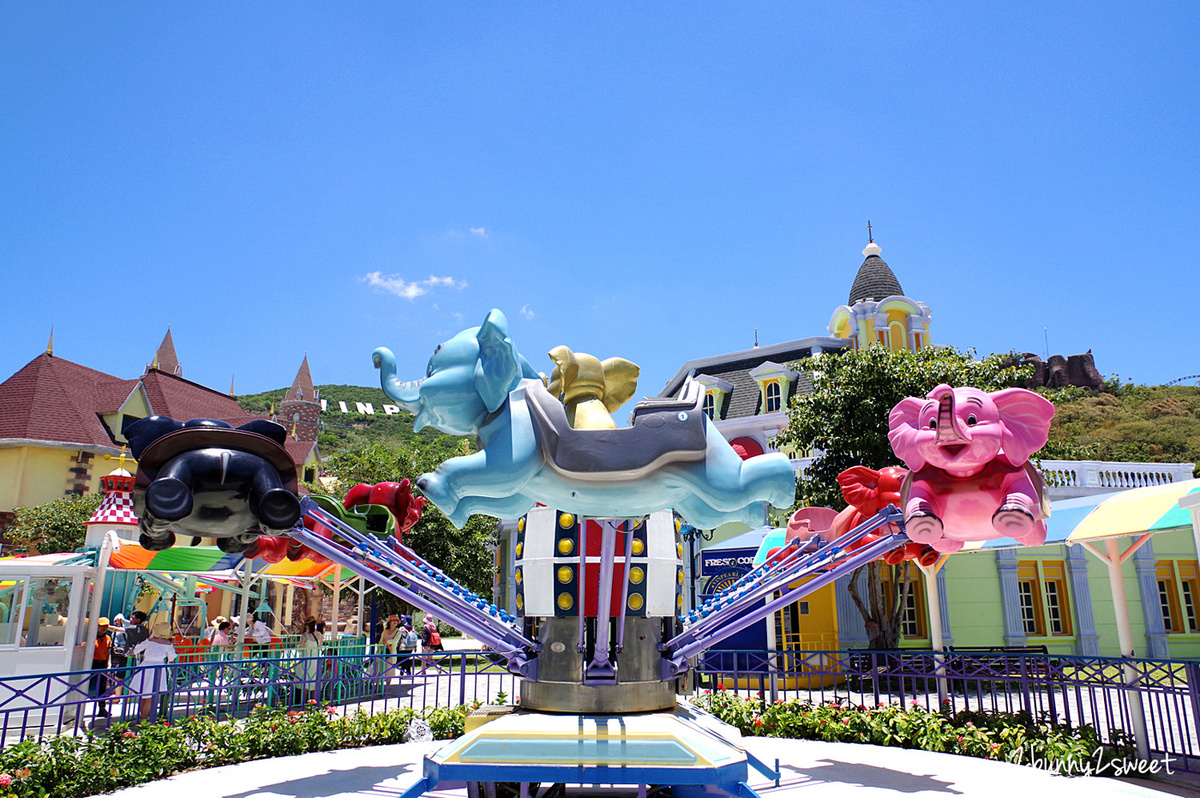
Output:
[
  {"xmin": 0, "ymin": 577, "xmax": 24, "ymax": 645},
  {"xmin": 22, "ymin": 577, "xmax": 71, "ymax": 648}
]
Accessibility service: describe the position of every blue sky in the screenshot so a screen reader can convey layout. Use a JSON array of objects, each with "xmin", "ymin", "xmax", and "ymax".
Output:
[{"xmin": 2, "ymin": 4, "xmax": 1196, "ymax": 403}]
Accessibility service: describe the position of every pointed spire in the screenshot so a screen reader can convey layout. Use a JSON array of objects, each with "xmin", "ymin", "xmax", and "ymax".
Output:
[
  {"xmin": 229, "ymin": 375, "xmax": 236, "ymax": 398},
  {"xmin": 46, "ymin": 325, "xmax": 54, "ymax": 357},
  {"xmin": 285, "ymin": 355, "xmax": 316, "ymax": 403},
  {"xmin": 153, "ymin": 327, "xmax": 181, "ymax": 376}
]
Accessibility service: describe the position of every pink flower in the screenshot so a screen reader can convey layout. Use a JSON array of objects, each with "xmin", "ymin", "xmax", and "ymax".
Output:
[
  {"xmin": 0, "ymin": 774, "xmax": 11, "ymax": 788},
  {"xmin": 327, "ymin": 707, "xmax": 337, "ymax": 715},
  {"xmin": 842, "ymin": 718, "xmax": 850, "ymax": 725},
  {"xmin": 122, "ymin": 731, "xmax": 136, "ymax": 738},
  {"xmin": 911, "ymin": 701, "xmax": 921, "ymax": 709},
  {"xmin": 14, "ymin": 768, "xmax": 31, "ymax": 780},
  {"xmin": 717, "ymin": 684, "xmax": 726, "ymax": 691},
  {"xmin": 307, "ymin": 699, "xmax": 318, "ymax": 705},
  {"xmin": 753, "ymin": 717, "xmax": 763, "ymax": 727},
  {"xmin": 287, "ymin": 710, "xmax": 300, "ymax": 717}
]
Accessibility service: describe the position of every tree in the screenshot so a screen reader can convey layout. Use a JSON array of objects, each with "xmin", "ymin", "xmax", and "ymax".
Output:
[
  {"xmin": 319, "ymin": 441, "xmax": 497, "ymax": 607},
  {"xmin": 772, "ymin": 344, "xmax": 1031, "ymax": 649},
  {"xmin": 6, "ymin": 493, "xmax": 103, "ymax": 555}
]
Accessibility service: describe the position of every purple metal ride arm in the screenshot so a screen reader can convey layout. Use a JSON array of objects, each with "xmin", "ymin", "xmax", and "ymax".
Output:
[
  {"xmin": 685, "ymin": 505, "xmax": 902, "ymax": 625},
  {"xmin": 295, "ymin": 501, "xmax": 535, "ymax": 659},
  {"xmin": 667, "ymin": 531, "xmax": 907, "ymax": 669},
  {"xmin": 672, "ymin": 507, "xmax": 905, "ymax": 650},
  {"xmin": 615, "ymin": 521, "xmax": 635, "ymax": 652},
  {"xmin": 300, "ymin": 503, "xmax": 520, "ymax": 643},
  {"xmin": 298, "ymin": 501, "xmax": 532, "ymax": 652},
  {"xmin": 585, "ymin": 520, "xmax": 619, "ymax": 680}
]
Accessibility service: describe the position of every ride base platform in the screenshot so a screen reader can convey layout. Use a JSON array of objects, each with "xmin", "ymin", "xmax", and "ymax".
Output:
[{"xmin": 398, "ymin": 703, "xmax": 780, "ymax": 798}]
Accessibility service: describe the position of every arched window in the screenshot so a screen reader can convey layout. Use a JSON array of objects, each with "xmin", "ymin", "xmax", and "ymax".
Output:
[
  {"xmin": 765, "ymin": 381, "xmax": 781, "ymax": 413},
  {"xmin": 703, "ymin": 392, "xmax": 715, "ymax": 419}
]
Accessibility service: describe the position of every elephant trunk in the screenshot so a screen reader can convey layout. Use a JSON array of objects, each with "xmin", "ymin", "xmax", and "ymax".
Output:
[
  {"xmin": 373, "ymin": 347, "xmax": 423, "ymax": 414},
  {"xmin": 933, "ymin": 386, "xmax": 968, "ymax": 445}
]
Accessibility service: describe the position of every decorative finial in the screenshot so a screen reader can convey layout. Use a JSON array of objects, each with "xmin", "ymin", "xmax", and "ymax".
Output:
[
  {"xmin": 46, "ymin": 325, "xmax": 54, "ymax": 357},
  {"xmin": 754, "ymin": 328, "xmax": 759, "ymax": 348},
  {"xmin": 229, "ymin": 375, "xmax": 236, "ymax": 398},
  {"xmin": 862, "ymin": 221, "xmax": 883, "ymax": 258}
]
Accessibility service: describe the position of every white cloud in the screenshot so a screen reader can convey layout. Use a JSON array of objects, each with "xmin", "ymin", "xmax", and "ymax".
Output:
[
  {"xmin": 363, "ymin": 273, "xmax": 468, "ymax": 301},
  {"xmin": 469, "ymin": 227, "xmax": 489, "ymax": 238},
  {"xmin": 520, "ymin": 304, "xmax": 535, "ymax": 320}
]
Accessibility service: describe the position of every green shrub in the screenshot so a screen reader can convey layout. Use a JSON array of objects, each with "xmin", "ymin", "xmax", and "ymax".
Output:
[
  {"xmin": 0, "ymin": 700, "xmax": 471, "ymax": 798},
  {"xmin": 690, "ymin": 689, "xmax": 1134, "ymax": 771}
]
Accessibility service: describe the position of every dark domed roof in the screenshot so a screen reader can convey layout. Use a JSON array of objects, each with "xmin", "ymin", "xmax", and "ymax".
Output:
[{"xmin": 848, "ymin": 246, "xmax": 903, "ymax": 305}]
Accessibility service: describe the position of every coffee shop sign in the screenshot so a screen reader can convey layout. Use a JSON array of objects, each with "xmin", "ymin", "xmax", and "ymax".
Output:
[{"xmin": 319, "ymin": 400, "xmax": 403, "ymax": 416}]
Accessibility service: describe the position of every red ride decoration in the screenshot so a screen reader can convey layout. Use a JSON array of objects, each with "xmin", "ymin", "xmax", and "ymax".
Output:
[
  {"xmin": 342, "ymin": 479, "xmax": 428, "ymax": 543},
  {"xmin": 244, "ymin": 535, "xmax": 290, "ymax": 564}
]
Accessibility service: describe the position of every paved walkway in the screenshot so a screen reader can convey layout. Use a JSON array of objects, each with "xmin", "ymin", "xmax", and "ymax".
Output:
[{"xmin": 94, "ymin": 737, "xmax": 1197, "ymax": 798}]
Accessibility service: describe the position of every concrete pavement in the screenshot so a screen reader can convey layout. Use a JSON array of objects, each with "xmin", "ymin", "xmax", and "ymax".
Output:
[{"xmin": 94, "ymin": 736, "xmax": 1197, "ymax": 798}]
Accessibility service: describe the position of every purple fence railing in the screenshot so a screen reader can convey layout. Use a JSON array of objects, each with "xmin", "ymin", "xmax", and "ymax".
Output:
[
  {"xmin": 4, "ymin": 647, "xmax": 1198, "ymax": 773},
  {"xmin": 0, "ymin": 648, "xmax": 517, "ymax": 748},
  {"xmin": 697, "ymin": 649, "xmax": 1200, "ymax": 772}
]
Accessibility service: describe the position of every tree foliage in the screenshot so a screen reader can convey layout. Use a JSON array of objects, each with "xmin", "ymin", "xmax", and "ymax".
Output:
[
  {"xmin": 772, "ymin": 345, "xmax": 1030, "ymax": 649},
  {"xmin": 774, "ymin": 345, "xmax": 1032, "ymax": 510},
  {"xmin": 318, "ymin": 442, "xmax": 496, "ymax": 607},
  {"xmin": 7, "ymin": 493, "xmax": 103, "ymax": 555}
]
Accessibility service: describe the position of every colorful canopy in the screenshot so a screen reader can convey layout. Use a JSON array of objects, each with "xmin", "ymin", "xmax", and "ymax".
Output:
[
  {"xmin": 109, "ymin": 542, "xmax": 353, "ymax": 580},
  {"xmin": 966, "ymin": 478, "xmax": 1200, "ymax": 551}
]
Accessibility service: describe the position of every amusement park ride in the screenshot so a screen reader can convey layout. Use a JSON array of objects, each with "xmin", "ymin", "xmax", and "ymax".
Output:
[{"xmin": 124, "ymin": 308, "xmax": 1055, "ymax": 798}]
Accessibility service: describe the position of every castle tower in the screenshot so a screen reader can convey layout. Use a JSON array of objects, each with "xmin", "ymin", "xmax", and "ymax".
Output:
[
  {"xmin": 149, "ymin": 328, "xmax": 182, "ymax": 376},
  {"xmin": 828, "ymin": 237, "xmax": 932, "ymax": 352},
  {"xmin": 279, "ymin": 356, "xmax": 320, "ymax": 442},
  {"xmin": 84, "ymin": 466, "xmax": 139, "ymax": 548}
]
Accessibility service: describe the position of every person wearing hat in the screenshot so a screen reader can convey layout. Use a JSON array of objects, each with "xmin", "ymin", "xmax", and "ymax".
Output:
[
  {"xmin": 90, "ymin": 617, "xmax": 113, "ymax": 717},
  {"xmin": 380, "ymin": 615, "xmax": 402, "ymax": 677},
  {"xmin": 128, "ymin": 621, "xmax": 178, "ymax": 723}
]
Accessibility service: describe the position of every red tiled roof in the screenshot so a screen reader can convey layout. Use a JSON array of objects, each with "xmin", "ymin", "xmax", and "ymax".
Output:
[
  {"xmin": 1, "ymin": 353, "xmax": 318, "ymax": 471},
  {"xmin": 140, "ymin": 370, "xmax": 251, "ymax": 423},
  {"xmin": 0, "ymin": 354, "xmax": 137, "ymax": 449}
]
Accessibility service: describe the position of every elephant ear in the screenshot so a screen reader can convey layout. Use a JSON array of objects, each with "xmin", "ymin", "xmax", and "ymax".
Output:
[
  {"xmin": 992, "ymin": 388, "xmax": 1055, "ymax": 465},
  {"xmin": 475, "ymin": 309, "xmax": 521, "ymax": 413},
  {"xmin": 887, "ymin": 397, "xmax": 928, "ymax": 471},
  {"xmin": 547, "ymin": 345, "xmax": 577, "ymax": 401},
  {"xmin": 123, "ymin": 415, "xmax": 183, "ymax": 459},
  {"xmin": 237, "ymin": 419, "xmax": 289, "ymax": 445},
  {"xmin": 600, "ymin": 358, "xmax": 640, "ymax": 413}
]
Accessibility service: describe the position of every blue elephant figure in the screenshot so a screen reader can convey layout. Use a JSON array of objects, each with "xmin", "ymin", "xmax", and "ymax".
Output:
[
  {"xmin": 373, "ymin": 309, "xmax": 796, "ymax": 529},
  {"xmin": 123, "ymin": 416, "xmax": 301, "ymax": 552}
]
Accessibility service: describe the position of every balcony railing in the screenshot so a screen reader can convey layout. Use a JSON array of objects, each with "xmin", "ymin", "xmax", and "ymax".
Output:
[{"xmin": 1038, "ymin": 459, "xmax": 1196, "ymax": 490}]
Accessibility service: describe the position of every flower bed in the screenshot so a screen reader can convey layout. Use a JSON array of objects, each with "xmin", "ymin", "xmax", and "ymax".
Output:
[
  {"xmin": 0, "ymin": 700, "xmax": 468, "ymax": 798},
  {"xmin": 690, "ymin": 688, "xmax": 1135, "ymax": 772}
]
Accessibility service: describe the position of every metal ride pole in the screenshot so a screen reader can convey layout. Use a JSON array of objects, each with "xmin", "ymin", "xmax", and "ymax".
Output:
[
  {"xmin": 586, "ymin": 520, "xmax": 619, "ymax": 680},
  {"xmin": 578, "ymin": 518, "xmax": 588, "ymax": 654},
  {"xmin": 616, "ymin": 521, "xmax": 636, "ymax": 652}
]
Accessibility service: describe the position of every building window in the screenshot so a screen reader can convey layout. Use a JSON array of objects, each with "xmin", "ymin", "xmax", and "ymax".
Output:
[
  {"xmin": 876, "ymin": 329, "xmax": 890, "ymax": 347},
  {"xmin": 1016, "ymin": 560, "xmax": 1072, "ymax": 637},
  {"xmin": 879, "ymin": 566, "xmax": 927, "ymax": 639},
  {"xmin": 765, "ymin": 381, "xmax": 781, "ymax": 413},
  {"xmin": 703, "ymin": 391, "xmax": 715, "ymax": 419},
  {"xmin": 1156, "ymin": 560, "xmax": 1200, "ymax": 633}
]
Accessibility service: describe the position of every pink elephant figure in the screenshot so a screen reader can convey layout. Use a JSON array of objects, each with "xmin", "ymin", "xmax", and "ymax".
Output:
[{"xmin": 887, "ymin": 384, "xmax": 1055, "ymax": 553}]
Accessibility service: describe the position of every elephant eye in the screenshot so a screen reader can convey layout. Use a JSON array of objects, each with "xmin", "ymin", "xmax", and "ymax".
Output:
[
  {"xmin": 926, "ymin": 419, "xmax": 936, "ymax": 429},
  {"xmin": 966, "ymin": 414, "xmax": 978, "ymax": 426}
]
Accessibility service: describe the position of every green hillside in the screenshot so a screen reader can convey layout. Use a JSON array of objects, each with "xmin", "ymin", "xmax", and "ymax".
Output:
[
  {"xmin": 237, "ymin": 384, "xmax": 468, "ymax": 460},
  {"xmin": 1043, "ymin": 384, "xmax": 1200, "ymax": 472}
]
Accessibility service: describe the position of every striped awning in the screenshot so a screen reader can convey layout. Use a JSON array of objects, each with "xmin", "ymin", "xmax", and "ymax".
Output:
[
  {"xmin": 109, "ymin": 543, "xmax": 351, "ymax": 580},
  {"xmin": 966, "ymin": 478, "xmax": 1200, "ymax": 551}
]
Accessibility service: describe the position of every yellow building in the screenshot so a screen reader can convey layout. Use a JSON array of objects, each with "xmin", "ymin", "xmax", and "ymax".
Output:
[{"xmin": 828, "ymin": 240, "xmax": 932, "ymax": 352}]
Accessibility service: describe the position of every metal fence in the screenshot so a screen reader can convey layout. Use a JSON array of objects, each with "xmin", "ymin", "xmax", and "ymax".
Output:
[
  {"xmin": 696, "ymin": 649, "xmax": 1200, "ymax": 771},
  {"xmin": 0, "ymin": 648, "xmax": 518, "ymax": 748},
  {"xmin": 3, "ymin": 647, "xmax": 1198, "ymax": 773}
]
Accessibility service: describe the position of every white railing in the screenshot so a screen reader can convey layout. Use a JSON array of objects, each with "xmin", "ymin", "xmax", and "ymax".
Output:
[
  {"xmin": 788, "ymin": 456, "xmax": 1194, "ymax": 493},
  {"xmin": 1038, "ymin": 460, "xmax": 1196, "ymax": 490}
]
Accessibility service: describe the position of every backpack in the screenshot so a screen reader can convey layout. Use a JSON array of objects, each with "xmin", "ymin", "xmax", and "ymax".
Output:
[
  {"xmin": 429, "ymin": 628, "xmax": 441, "ymax": 647},
  {"xmin": 110, "ymin": 629, "xmax": 128, "ymax": 658}
]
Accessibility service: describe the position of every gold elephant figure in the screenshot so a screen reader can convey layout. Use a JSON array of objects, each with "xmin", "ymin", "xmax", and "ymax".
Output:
[{"xmin": 546, "ymin": 345, "xmax": 640, "ymax": 430}]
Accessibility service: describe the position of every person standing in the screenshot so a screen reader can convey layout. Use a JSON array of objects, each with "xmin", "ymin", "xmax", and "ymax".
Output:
[
  {"xmin": 90, "ymin": 618, "xmax": 112, "ymax": 717},
  {"xmin": 298, "ymin": 617, "xmax": 323, "ymax": 702},
  {"xmin": 123, "ymin": 611, "xmax": 150, "ymax": 652},
  {"xmin": 380, "ymin": 615, "xmax": 402, "ymax": 676},
  {"xmin": 128, "ymin": 622, "xmax": 178, "ymax": 724},
  {"xmin": 398, "ymin": 619, "xmax": 420, "ymax": 676},
  {"xmin": 419, "ymin": 616, "xmax": 445, "ymax": 674}
]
